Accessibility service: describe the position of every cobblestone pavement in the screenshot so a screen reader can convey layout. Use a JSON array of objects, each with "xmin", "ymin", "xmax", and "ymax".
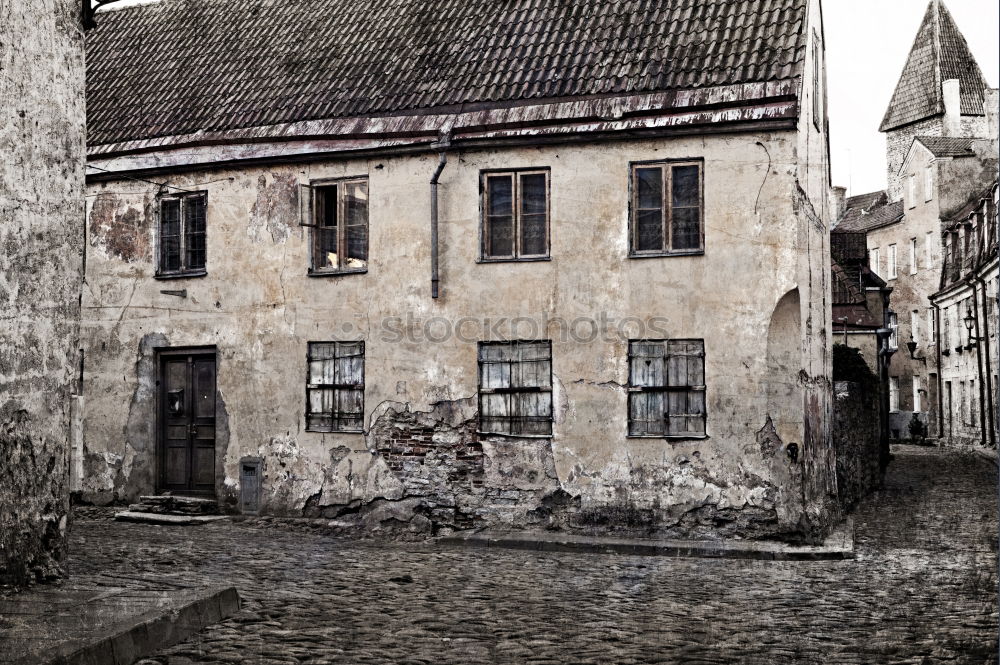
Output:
[{"xmin": 65, "ymin": 446, "xmax": 998, "ymax": 665}]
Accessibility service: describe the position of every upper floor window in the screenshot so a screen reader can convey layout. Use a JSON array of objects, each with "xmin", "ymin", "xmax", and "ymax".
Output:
[
  {"xmin": 478, "ymin": 341, "xmax": 553, "ymax": 436},
  {"xmin": 481, "ymin": 170, "xmax": 549, "ymax": 261},
  {"xmin": 158, "ymin": 192, "xmax": 206, "ymax": 277},
  {"xmin": 628, "ymin": 339, "xmax": 706, "ymax": 438},
  {"xmin": 887, "ymin": 243, "xmax": 897, "ymax": 279},
  {"xmin": 303, "ymin": 177, "xmax": 368, "ymax": 275},
  {"xmin": 925, "ymin": 231, "xmax": 935, "ymax": 267},
  {"xmin": 928, "ymin": 307, "xmax": 936, "ymax": 344},
  {"xmin": 812, "ymin": 34, "xmax": 822, "ymax": 131},
  {"xmin": 909, "ymin": 238, "xmax": 918, "ymax": 274},
  {"xmin": 870, "ymin": 247, "xmax": 880, "ymax": 275},
  {"xmin": 887, "ymin": 312, "xmax": 898, "ymax": 351},
  {"xmin": 306, "ymin": 341, "xmax": 364, "ymax": 432},
  {"xmin": 630, "ymin": 161, "xmax": 703, "ymax": 256},
  {"xmin": 907, "ymin": 175, "xmax": 916, "ymax": 209},
  {"xmin": 924, "ymin": 165, "xmax": 934, "ymax": 202},
  {"xmin": 889, "ymin": 377, "xmax": 899, "ymax": 412}
]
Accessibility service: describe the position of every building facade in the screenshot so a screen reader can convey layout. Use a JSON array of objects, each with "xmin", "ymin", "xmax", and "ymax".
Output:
[
  {"xmin": 0, "ymin": 0, "xmax": 86, "ymax": 584},
  {"xmin": 931, "ymin": 182, "xmax": 999, "ymax": 448},
  {"xmin": 80, "ymin": 0, "xmax": 838, "ymax": 540}
]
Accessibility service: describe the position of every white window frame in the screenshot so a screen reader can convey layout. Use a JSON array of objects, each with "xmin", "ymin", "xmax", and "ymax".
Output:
[
  {"xmin": 907, "ymin": 175, "xmax": 917, "ymax": 209},
  {"xmin": 909, "ymin": 238, "xmax": 917, "ymax": 274},
  {"xmin": 911, "ymin": 309, "xmax": 920, "ymax": 345},
  {"xmin": 913, "ymin": 376, "xmax": 922, "ymax": 413},
  {"xmin": 871, "ymin": 247, "xmax": 880, "ymax": 275},
  {"xmin": 924, "ymin": 164, "xmax": 934, "ymax": 202},
  {"xmin": 887, "ymin": 244, "xmax": 897, "ymax": 279},
  {"xmin": 888, "ymin": 312, "xmax": 899, "ymax": 351},
  {"xmin": 889, "ymin": 377, "xmax": 900, "ymax": 412},
  {"xmin": 928, "ymin": 308, "xmax": 936, "ymax": 344}
]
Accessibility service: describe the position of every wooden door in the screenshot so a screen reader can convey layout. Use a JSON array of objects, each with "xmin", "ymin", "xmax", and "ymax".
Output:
[{"xmin": 159, "ymin": 350, "xmax": 216, "ymax": 494}]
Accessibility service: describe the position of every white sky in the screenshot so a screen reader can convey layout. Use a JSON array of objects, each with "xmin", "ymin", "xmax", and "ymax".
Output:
[
  {"xmin": 826, "ymin": 0, "xmax": 999, "ymax": 197},
  {"xmin": 101, "ymin": 0, "xmax": 997, "ymax": 199}
]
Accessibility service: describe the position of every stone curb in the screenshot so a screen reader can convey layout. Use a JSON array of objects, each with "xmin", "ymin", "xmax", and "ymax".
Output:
[
  {"xmin": 3, "ymin": 586, "xmax": 240, "ymax": 665},
  {"xmin": 438, "ymin": 519, "xmax": 855, "ymax": 561}
]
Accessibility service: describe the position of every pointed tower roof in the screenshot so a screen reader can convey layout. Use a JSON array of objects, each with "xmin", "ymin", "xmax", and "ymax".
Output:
[{"xmin": 879, "ymin": 0, "xmax": 989, "ymax": 132}]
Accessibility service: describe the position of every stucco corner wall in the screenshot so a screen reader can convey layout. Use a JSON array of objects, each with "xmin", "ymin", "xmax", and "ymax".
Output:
[{"xmin": 0, "ymin": 0, "xmax": 85, "ymax": 585}]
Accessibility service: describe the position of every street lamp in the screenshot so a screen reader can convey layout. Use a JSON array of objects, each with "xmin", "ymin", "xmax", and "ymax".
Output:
[{"xmin": 963, "ymin": 306, "xmax": 983, "ymax": 347}]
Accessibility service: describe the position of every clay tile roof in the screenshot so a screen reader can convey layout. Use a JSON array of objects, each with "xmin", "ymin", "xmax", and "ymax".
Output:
[
  {"xmin": 879, "ymin": 0, "xmax": 989, "ymax": 133},
  {"xmin": 833, "ymin": 196, "xmax": 904, "ymax": 234},
  {"xmin": 913, "ymin": 135, "xmax": 977, "ymax": 157},
  {"xmin": 86, "ymin": 0, "xmax": 810, "ymax": 147}
]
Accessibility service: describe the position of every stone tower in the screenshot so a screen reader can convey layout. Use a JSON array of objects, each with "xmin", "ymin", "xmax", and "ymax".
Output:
[{"xmin": 880, "ymin": 0, "xmax": 990, "ymax": 201}]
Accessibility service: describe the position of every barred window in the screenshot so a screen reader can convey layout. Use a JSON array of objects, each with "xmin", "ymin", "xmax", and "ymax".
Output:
[
  {"xmin": 306, "ymin": 342, "xmax": 364, "ymax": 432},
  {"xmin": 158, "ymin": 192, "xmax": 206, "ymax": 276},
  {"xmin": 481, "ymin": 170, "xmax": 549, "ymax": 260},
  {"xmin": 302, "ymin": 178, "xmax": 368, "ymax": 274},
  {"xmin": 628, "ymin": 340, "xmax": 706, "ymax": 437},
  {"xmin": 631, "ymin": 161, "xmax": 703, "ymax": 255},
  {"xmin": 478, "ymin": 341, "xmax": 552, "ymax": 436}
]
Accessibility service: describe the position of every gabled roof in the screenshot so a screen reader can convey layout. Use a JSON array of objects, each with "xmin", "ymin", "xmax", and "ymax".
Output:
[
  {"xmin": 913, "ymin": 135, "xmax": 977, "ymax": 157},
  {"xmin": 86, "ymin": 0, "xmax": 811, "ymax": 148},
  {"xmin": 879, "ymin": 0, "xmax": 989, "ymax": 132}
]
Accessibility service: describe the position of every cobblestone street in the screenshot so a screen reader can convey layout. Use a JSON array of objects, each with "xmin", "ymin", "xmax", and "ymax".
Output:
[{"xmin": 65, "ymin": 446, "xmax": 998, "ymax": 665}]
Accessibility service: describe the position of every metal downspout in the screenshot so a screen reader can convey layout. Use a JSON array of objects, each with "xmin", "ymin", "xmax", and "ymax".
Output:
[
  {"xmin": 934, "ymin": 304, "xmax": 944, "ymax": 440},
  {"xmin": 970, "ymin": 278, "xmax": 993, "ymax": 446},
  {"xmin": 430, "ymin": 127, "xmax": 453, "ymax": 299}
]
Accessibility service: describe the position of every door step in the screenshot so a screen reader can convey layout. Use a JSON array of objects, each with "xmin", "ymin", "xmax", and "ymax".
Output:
[
  {"xmin": 128, "ymin": 494, "xmax": 220, "ymax": 516},
  {"xmin": 114, "ymin": 511, "xmax": 229, "ymax": 526}
]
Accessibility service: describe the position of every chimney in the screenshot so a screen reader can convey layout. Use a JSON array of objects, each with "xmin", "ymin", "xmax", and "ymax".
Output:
[
  {"xmin": 986, "ymin": 88, "xmax": 999, "ymax": 142},
  {"xmin": 943, "ymin": 79, "xmax": 961, "ymax": 136},
  {"xmin": 832, "ymin": 186, "xmax": 847, "ymax": 221}
]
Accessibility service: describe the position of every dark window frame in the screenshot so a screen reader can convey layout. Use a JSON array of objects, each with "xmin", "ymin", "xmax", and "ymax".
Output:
[
  {"xmin": 477, "ymin": 340, "xmax": 554, "ymax": 437},
  {"xmin": 479, "ymin": 168, "xmax": 551, "ymax": 262},
  {"xmin": 305, "ymin": 341, "xmax": 365, "ymax": 433},
  {"xmin": 156, "ymin": 191, "xmax": 208, "ymax": 279},
  {"xmin": 302, "ymin": 176, "xmax": 369, "ymax": 277},
  {"xmin": 628, "ymin": 159, "xmax": 704, "ymax": 258},
  {"xmin": 627, "ymin": 338, "xmax": 707, "ymax": 439}
]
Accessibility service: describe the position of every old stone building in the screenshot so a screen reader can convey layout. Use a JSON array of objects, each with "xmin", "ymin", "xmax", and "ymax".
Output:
[
  {"xmin": 840, "ymin": 0, "xmax": 996, "ymax": 442},
  {"xmin": 931, "ymin": 181, "xmax": 998, "ymax": 448},
  {"xmin": 0, "ymin": 1, "xmax": 86, "ymax": 584},
  {"xmin": 79, "ymin": 0, "xmax": 838, "ymax": 540}
]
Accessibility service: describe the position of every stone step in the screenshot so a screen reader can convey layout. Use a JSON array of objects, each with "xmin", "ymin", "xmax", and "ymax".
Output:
[
  {"xmin": 114, "ymin": 511, "xmax": 229, "ymax": 526},
  {"xmin": 133, "ymin": 495, "xmax": 220, "ymax": 515}
]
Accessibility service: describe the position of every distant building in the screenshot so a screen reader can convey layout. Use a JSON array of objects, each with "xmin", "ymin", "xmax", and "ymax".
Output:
[
  {"xmin": 931, "ymin": 181, "xmax": 998, "ymax": 447},
  {"xmin": 840, "ymin": 0, "xmax": 997, "ymax": 442},
  {"xmin": 80, "ymin": 0, "xmax": 839, "ymax": 540}
]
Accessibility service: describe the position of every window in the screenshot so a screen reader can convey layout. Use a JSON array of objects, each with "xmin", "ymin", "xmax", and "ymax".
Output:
[
  {"xmin": 305, "ymin": 342, "xmax": 364, "ymax": 432},
  {"xmin": 888, "ymin": 312, "xmax": 898, "ymax": 351},
  {"xmin": 911, "ymin": 309, "xmax": 919, "ymax": 345},
  {"xmin": 478, "ymin": 341, "xmax": 553, "ymax": 436},
  {"xmin": 630, "ymin": 161, "xmax": 703, "ymax": 255},
  {"xmin": 970, "ymin": 379, "xmax": 977, "ymax": 424},
  {"xmin": 924, "ymin": 165, "xmax": 934, "ymax": 202},
  {"xmin": 959, "ymin": 381, "xmax": 967, "ymax": 425},
  {"xmin": 812, "ymin": 35, "xmax": 822, "ymax": 131},
  {"xmin": 887, "ymin": 244, "xmax": 897, "ymax": 279},
  {"xmin": 481, "ymin": 170, "xmax": 549, "ymax": 260},
  {"xmin": 907, "ymin": 175, "xmax": 916, "ymax": 209},
  {"xmin": 889, "ymin": 377, "xmax": 899, "ymax": 412},
  {"xmin": 925, "ymin": 231, "xmax": 934, "ymax": 267},
  {"xmin": 910, "ymin": 238, "xmax": 917, "ymax": 274},
  {"xmin": 870, "ymin": 247, "xmax": 880, "ymax": 275},
  {"xmin": 928, "ymin": 308, "xmax": 936, "ymax": 344},
  {"xmin": 913, "ymin": 376, "xmax": 922, "ymax": 413},
  {"xmin": 942, "ymin": 306, "xmax": 952, "ymax": 350},
  {"xmin": 158, "ymin": 192, "xmax": 207, "ymax": 276},
  {"xmin": 304, "ymin": 178, "xmax": 368, "ymax": 274},
  {"xmin": 628, "ymin": 339, "xmax": 706, "ymax": 438}
]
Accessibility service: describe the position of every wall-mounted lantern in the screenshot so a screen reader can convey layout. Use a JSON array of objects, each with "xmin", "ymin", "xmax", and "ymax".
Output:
[
  {"xmin": 963, "ymin": 306, "xmax": 984, "ymax": 348},
  {"xmin": 905, "ymin": 338, "xmax": 927, "ymax": 364}
]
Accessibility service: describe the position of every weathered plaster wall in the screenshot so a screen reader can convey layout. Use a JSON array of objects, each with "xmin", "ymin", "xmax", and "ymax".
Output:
[
  {"xmin": 0, "ymin": 0, "xmax": 85, "ymax": 584},
  {"xmin": 82, "ymin": 129, "xmax": 835, "ymax": 540}
]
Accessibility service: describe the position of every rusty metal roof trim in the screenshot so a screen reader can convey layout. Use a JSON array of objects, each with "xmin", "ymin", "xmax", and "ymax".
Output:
[{"xmin": 87, "ymin": 80, "xmax": 801, "ymax": 159}]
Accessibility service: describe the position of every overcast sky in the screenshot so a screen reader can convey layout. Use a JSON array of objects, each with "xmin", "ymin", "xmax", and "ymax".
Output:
[
  {"xmin": 102, "ymin": 0, "xmax": 997, "ymax": 198},
  {"xmin": 826, "ymin": 0, "xmax": 999, "ymax": 196}
]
